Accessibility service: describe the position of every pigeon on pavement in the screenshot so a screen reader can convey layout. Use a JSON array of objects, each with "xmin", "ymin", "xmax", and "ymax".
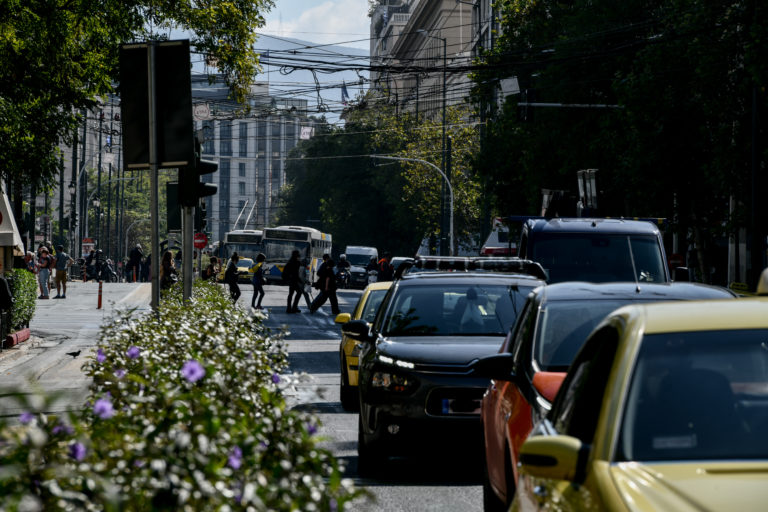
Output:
[{"xmin": 65, "ymin": 350, "xmax": 81, "ymax": 358}]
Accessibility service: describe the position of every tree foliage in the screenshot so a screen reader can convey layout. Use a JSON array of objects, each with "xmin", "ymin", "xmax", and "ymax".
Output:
[
  {"xmin": 278, "ymin": 96, "xmax": 482, "ymax": 256},
  {"xmin": 472, "ymin": 0, "xmax": 768, "ymax": 282},
  {"xmin": 0, "ymin": 0, "xmax": 274, "ymax": 190}
]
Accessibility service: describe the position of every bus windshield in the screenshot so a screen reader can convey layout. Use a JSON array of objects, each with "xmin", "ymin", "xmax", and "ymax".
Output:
[{"xmin": 263, "ymin": 240, "xmax": 310, "ymax": 262}]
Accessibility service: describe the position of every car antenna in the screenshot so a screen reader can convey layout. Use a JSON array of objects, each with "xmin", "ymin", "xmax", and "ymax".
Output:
[{"xmin": 626, "ymin": 236, "xmax": 641, "ymax": 293}]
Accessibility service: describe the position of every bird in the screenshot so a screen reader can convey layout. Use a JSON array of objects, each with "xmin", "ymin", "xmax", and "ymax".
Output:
[{"xmin": 65, "ymin": 350, "xmax": 81, "ymax": 358}]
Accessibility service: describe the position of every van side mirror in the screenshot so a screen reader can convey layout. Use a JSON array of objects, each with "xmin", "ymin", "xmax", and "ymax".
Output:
[{"xmin": 673, "ymin": 266, "xmax": 690, "ymax": 282}]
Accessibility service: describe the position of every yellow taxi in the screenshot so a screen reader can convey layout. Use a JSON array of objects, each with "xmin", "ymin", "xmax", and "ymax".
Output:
[
  {"xmin": 334, "ymin": 280, "xmax": 392, "ymax": 410},
  {"xmin": 218, "ymin": 257, "xmax": 255, "ymax": 283},
  {"xmin": 514, "ymin": 272, "xmax": 768, "ymax": 512}
]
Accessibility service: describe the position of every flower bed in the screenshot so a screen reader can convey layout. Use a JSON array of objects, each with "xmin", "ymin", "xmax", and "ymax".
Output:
[{"xmin": 0, "ymin": 281, "xmax": 364, "ymax": 510}]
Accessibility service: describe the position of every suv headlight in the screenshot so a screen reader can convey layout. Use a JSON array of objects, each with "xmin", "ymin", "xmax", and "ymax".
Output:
[{"xmin": 371, "ymin": 371, "xmax": 416, "ymax": 393}]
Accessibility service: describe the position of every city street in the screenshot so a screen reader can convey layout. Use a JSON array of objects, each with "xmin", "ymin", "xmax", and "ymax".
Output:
[{"xmin": 0, "ymin": 281, "xmax": 482, "ymax": 512}]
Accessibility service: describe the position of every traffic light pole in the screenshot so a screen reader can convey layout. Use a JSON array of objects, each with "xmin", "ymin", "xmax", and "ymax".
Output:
[
  {"xmin": 148, "ymin": 42, "xmax": 161, "ymax": 310},
  {"xmin": 182, "ymin": 205, "xmax": 193, "ymax": 301}
]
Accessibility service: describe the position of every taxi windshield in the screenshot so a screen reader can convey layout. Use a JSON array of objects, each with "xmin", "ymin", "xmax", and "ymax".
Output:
[
  {"xmin": 618, "ymin": 329, "xmax": 768, "ymax": 462},
  {"xmin": 382, "ymin": 283, "xmax": 533, "ymax": 337}
]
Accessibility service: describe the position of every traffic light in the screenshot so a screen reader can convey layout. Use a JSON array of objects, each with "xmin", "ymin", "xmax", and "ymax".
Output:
[{"xmin": 179, "ymin": 140, "xmax": 218, "ymax": 207}]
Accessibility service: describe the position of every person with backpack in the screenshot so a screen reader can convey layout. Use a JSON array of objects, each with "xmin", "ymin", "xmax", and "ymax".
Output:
[
  {"xmin": 283, "ymin": 250, "xmax": 302, "ymax": 313},
  {"xmin": 224, "ymin": 253, "xmax": 241, "ymax": 303},
  {"xmin": 309, "ymin": 256, "xmax": 340, "ymax": 315},
  {"xmin": 251, "ymin": 253, "xmax": 266, "ymax": 309}
]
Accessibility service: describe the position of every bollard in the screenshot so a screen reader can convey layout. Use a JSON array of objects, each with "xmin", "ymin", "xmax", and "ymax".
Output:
[
  {"xmin": 97, "ymin": 280, "xmax": 102, "ymax": 309},
  {"xmin": 133, "ymin": 267, "xmax": 137, "ymax": 283}
]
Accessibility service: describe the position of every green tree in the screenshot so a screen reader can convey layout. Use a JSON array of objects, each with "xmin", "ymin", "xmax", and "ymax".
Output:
[{"xmin": 0, "ymin": 0, "xmax": 274, "ymax": 191}]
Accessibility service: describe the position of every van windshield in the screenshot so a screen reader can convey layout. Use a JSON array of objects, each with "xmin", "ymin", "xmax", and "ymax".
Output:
[
  {"xmin": 531, "ymin": 234, "xmax": 666, "ymax": 283},
  {"xmin": 347, "ymin": 253, "xmax": 373, "ymax": 266}
]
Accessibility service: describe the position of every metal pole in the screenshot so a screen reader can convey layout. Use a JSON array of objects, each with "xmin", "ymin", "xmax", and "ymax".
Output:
[
  {"xmin": 182, "ymin": 206, "xmax": 193, "ymax": 301},
  {"xmin": 441, "ymin": 36, "xmax": 447, "ymax": 256},
  {"xmin": 148, "ymin": 42, "xmax": 160, "ymax": 309},
  {"xmin": 97, "ymin": 111, "xmax": 103, "ymax": 250}
]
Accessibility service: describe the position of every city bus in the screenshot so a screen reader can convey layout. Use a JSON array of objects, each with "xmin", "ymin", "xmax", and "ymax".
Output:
[
  {"xmin": 262, "ymin": 226, "xmax": 332, "ymax": 284},
  {"xmin": 220, "ymin": 229, "xmax": 264, "ymax": 262}
]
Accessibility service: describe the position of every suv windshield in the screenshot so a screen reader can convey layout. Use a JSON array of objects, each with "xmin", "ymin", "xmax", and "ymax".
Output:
[
  {"xmin": 531, "ymin": 234, "xmax": 666, "ymax": 283},
  {"xmin": 347, "ymin": 254, "xmax": 372, "ymax": 266},
  {"xmin": 382, "ymin": 283, "xmax": 534, "ymax": 337}
]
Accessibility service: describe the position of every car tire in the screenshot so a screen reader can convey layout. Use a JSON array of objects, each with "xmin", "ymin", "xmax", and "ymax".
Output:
[
  {"xmin": 357, "ymin": 414, "xmax": 385, "ymax": 477},
  {"xmin": 339, "ymin": 356, "xmax": 358, "ymax": 411},
  {"xmin": 109, "ymin": 273, "xmax": 118, "ymax": 283}
]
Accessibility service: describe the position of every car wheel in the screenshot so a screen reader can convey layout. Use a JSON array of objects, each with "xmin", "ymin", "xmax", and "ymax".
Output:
[
  {"xmin": 109, "ymin": 273, "xmax": 118, "ymax": 283},
  {"xmin": 357, "ymin": 414, "xmax": 385, "ymax": 477},
  {"xmin": 339, "ymin": 355, "xmax": 358, "ymax": 411}
]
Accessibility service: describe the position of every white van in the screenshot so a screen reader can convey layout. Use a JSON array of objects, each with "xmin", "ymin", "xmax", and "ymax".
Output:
[{"xmin": 345, "ymin": 246, "xmax": 378, "ymax": 289}]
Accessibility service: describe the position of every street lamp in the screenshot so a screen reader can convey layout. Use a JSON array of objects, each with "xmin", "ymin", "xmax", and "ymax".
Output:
[
  {"xmin": 93, "ymin": 197, "xmax": 101, "ymax": 249},
  {"xmin": 68, "ymin": 182, "xmax": 77, "ymax": 254},
  {"xmin": 417, "ymin": 29, "xmax": 448, "ymax": 255}
]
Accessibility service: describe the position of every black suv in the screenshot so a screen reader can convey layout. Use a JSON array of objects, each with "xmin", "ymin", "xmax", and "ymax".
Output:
[
  {"xmin": 342, "ymin": 259, "xmax": 545, "ymax": 473},
  {"xmin": 515, "ymin": 217, "xmax": 685, "ymax": 283}
]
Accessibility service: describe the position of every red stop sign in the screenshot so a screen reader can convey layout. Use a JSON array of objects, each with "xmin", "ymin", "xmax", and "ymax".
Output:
[{"xmin": 193, "ymin": 233, "xmax": 208, "ymax": 249}]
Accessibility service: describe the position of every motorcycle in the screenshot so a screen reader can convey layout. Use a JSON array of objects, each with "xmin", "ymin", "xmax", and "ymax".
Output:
[
  {"xmin": 336, "ymin": 266, "xmax": 350, "ymax": 289},
  {"xmin": 82, "ymin": 257, "xmax": 118, "ymax": 282}
]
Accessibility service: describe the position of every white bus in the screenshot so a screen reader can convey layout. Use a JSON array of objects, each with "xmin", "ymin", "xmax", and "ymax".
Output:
[
  {"xmin": 262, "ymin": 225, "xmax": 332, "ymax": 284},
  {"xmin": 221, "ymin": 229, "xmax": 264, "ymax": 262}
]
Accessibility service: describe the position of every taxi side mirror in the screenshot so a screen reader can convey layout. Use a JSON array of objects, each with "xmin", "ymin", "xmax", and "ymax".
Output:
[
  {"xmin": 519, "ymin": 435, "xmax": 585, "ymax": 482},
  {"xmin": 335, "ymin": 312, "xmax": 352, "ymax": 324},
  {"xmin": 673, "ymin": 266, "xmax": 690, "ymax": 282},
  {"xmin": 470, "ymin": 353, "xmax": 516, "ymax": 381}
]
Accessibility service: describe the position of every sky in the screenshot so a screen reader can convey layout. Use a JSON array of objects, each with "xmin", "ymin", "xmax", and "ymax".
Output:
[{"xmin": 261, "ymin": 0, "xmax": 372, "ymax": 51}]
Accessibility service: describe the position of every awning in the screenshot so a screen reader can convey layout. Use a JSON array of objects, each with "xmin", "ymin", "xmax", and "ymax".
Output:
[{"xmin": 0, "ymin": 187, "xmax": 24, "ymax": 256}]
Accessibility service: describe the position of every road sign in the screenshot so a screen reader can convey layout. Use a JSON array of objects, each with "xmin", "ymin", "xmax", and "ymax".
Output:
[{"xmin": 193, "ymin": 232, "xmax": 208, "ymax": 249}]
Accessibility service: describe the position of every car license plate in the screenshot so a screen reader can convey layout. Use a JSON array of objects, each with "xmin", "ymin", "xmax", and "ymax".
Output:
[{"xmin": 442, "ymin": 398, "xmax": 481, "ymax": 415}]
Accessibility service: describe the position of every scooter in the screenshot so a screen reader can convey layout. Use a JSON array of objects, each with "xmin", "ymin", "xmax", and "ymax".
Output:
[{"xmin": 84, "ymin": 258, "xmax": 118, "ymax": 282}]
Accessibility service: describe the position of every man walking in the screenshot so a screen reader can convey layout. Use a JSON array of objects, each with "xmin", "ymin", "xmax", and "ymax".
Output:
[
  {"xmin": 52, "ymin": 245, "xmax": 73, "ymax": 298},
  {"xmin": 310, "ymin": 256, "xmax": 340, "ymax": 315},
  {"xmin": 283, "ymin": 250, "xmax": 302, "ymax": 313},
  {"xmin": 128, "ymin": 244, "xmax": 143, "ymax": 282}
]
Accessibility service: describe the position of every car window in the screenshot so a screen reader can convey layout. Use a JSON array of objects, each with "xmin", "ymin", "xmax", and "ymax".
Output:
[
  {"xmin": 618, "ymin": 328, "xmax": 768, "ymax": 462},
  {"xmin": 382, "ymin": 283, "xmax": 533, "ymax": 337},
  {"xmin": 360, "ymin": 289, "xmax": 388, "ymax": 323},
  {"xmin": 550, "ymin": 325, "xmax": 619, "ymax": 442},
  {"xmin": 531, "ymin": 234, "xmax": 666, "ymax": 284},
  {"xmin": 535, "ymin": 299, "xmax": 629, "ymax": 372},
  {"xmin": 510, "ymin": 298, "xmax": 537, "ymax": 369}
]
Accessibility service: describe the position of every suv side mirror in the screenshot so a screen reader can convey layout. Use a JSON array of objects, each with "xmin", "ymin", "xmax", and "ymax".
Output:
[
  {"xmin": 673, "ymin": 266, "xmax": 690, "ymax": 282},
  {"xmin": 470, "ymin": 353, "xmax": 516, "ymax": 381},
  {"xmin": 341, "ymin": 319, "xmax": 374, "ymax": 343}
]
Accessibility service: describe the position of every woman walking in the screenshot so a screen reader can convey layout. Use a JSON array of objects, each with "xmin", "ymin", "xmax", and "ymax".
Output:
[
  {"xmin": 251, "ymin": 253, "xmax": 266, "ymax": 309},
  {"xmin": 225, "ymin": 252, "xmax": 241, "ymax": 303}
]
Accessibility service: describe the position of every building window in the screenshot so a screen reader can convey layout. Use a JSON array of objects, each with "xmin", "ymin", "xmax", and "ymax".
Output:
[
  {"xmin": 239, "ymin": 162, "xmax": 246, "ymax": 177},
  {"xmin": 239, "ymin": 182, "xmax": 246, "ymax": 195},
  {"xmin": 202, "ymin": 120, "xmax": 215, "ymax": 154},
  {"xmin": 220, "ymin": 122, "xmax": 232, "ymax": 156},
  {"xmin": 239, "ymin": 122, "xmax": 248, "ymax": 156}
]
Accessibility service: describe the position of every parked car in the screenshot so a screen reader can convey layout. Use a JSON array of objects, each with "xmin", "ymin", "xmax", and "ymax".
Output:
[
  {"xmin": 334, "ymin": 281, "xmax": 393, "ymax": 410},
  {"xmin": 513, "ymin": 295, "xmax": 768, "ymax": 512},
  {"xmin": 346, "ymin": 246, "xmax": 378, "ymax": 289},
  {"xmin": 473, "ymin": 281, "xmax": 737, "ymax": 511},
  {"xmin": 513, "ymin": 216, "xmax": 688, "ymax": 283},
  {"xmin": 341, "ymin": 258, "xmax": 546, "ymax": 475}
]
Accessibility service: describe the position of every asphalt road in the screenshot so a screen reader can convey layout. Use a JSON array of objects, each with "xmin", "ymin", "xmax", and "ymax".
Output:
[{"xmin": 0, "ymin": 280, "xmax": 482, "ymax": 512}]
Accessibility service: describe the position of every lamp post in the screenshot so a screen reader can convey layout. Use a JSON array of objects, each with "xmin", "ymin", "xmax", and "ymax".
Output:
[
  {"xmin": 68, "ymin": 182, "xmax": 76, "ymax": 255},
  {"xmin": 417, "ymin": 29, "xmax": 448, "ymax": 254}
]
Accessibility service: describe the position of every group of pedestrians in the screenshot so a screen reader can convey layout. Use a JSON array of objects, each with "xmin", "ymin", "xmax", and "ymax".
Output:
[{"xmin": 24, "ymin": 243, "xmax": 74, "ymax": 299}]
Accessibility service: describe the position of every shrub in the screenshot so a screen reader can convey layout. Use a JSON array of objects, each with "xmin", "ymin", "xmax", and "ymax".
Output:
[
  {"xmin": 6, "ymin": 268, "xmax": 37, "ymax": 330},
  {"xmin": 0, "ymin": 281, "xmax": 365, "ymax": 510}
]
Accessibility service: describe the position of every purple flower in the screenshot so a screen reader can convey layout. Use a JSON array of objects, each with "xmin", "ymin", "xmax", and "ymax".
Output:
[
  {"xmin": 19, "ymin": 411, "xmax": 34, "ymax": 425},
  {"xmin": 126, "ymin": 346, "xmax": 141, "ymax": 359},
  {"xmin": 96, "ymin": 348, "xmax": 106, "ymax": 363},
  {"xmin": 227, "ymin": 446, "xmax": 243, "ymax": 470},
  {"xmin": 181, "ymin": 360, "xmax": 205, "ymax": 383},
  {"xmin": 114, "ymin": 368, "xmax": 126, "ymax": 379},
  {"xmin": 52, "ymin": 423, "xmax": 74, "ymax": 435},
  {"xmin": 271, "ymin": 373, "xmax": 280, "ymax": 384},
  {"xmin": 307, "ymin": 422, "xmax": 318, "ymax": 435},
  {"xmin": 93, "ymin": 397, "xmax": 115, "ymax": 419},
  {"xmin": 69, "ymin": 442, "xmax": 86, "ymax": 461}
]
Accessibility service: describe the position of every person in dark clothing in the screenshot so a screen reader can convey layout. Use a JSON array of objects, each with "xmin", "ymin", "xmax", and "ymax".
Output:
[
  {"xmin": 251, "ymin": 253, "xmax": 266, "ymax": 309},
  {"xmin": 310, "ymin": 257, "xmax": 339, "ymax": 315},
  {"xmin": 377, "ymin": 252, "xmax": 394, "ymax": 282},
  {"xmin": 283, "ymin": 250, "xmax": 302, "ymax": 313},
  {"xmin": 203, "ymin": 256, "xmax": 219, "ymax": 281},
  {"xmin": 224, "ymin": 252, "xmax": 241, "ymax": 303},
  {"xmin": 128, "ymin": 244, "xmax": 143, "ymax": 282}
]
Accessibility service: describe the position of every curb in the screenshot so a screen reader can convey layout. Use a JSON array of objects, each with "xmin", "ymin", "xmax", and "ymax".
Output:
[{"xmin": 0, "ymin": 334, "xmax": 40, "ymax": 364}]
